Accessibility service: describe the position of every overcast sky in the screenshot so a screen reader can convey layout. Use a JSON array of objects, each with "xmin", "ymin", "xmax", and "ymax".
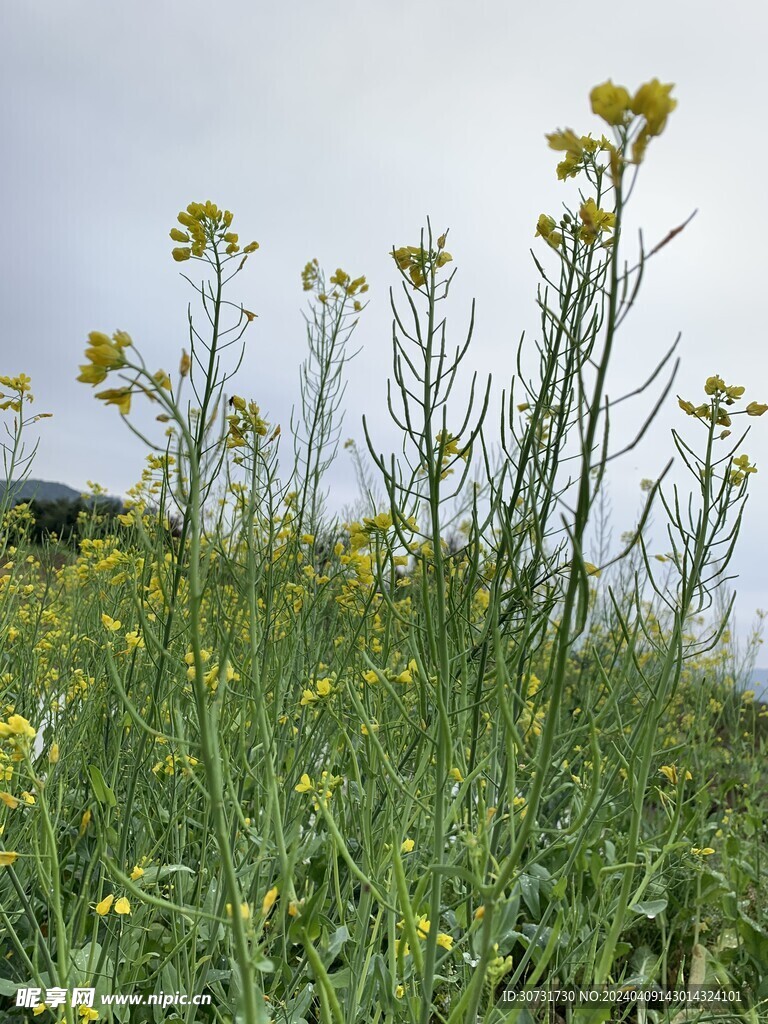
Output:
[{"xmin": 2, "ymin": 1, "xmax": 767, "ymax": 654}]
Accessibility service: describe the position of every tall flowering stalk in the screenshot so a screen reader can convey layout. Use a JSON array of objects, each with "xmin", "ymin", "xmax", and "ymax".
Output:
[{"xmin": 78, "ymin": 201, "xmax": 269, "ymax": 1024}]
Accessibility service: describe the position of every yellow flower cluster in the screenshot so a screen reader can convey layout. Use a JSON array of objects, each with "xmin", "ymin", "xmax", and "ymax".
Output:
[
  {"xmin": 546, "ymin": 79, "xmax": 676, "ymax": 181},
  {"xmin": 301, "ymin": 259, "xmax": 320, "ymax": 291},
  {"xmin": 182, "ymin": 649, "xmax": 238, "ymax": 691},
  {"xmin": 545, "ymin": 129, "xmax": 615, "ymax": 181},
  {"xmin": 535, "ymin": 214, "xmax": 562, "ymax": 249},
  {"xmin": 0, "ymin": 373, "xmax": 33, "ymax": 412},
  {"xmin": 394, "ymin": 659, "xmax": 418, "ymax": 685},
  {"xmin": 170, "ymin": 201, "xmax": 259, "ymax": 262},
  {"xmin": 395, "ymin": 915, "xmax": 454, "ymax": 957},
  {"xmin": 591, "ymin": 78, "xmax": 676, "ymax": 163},
  {"xmin": 152, "ymin": 752, "xmax": 199, "ymax": 776},
  {"xmin": 226, "ymin": 396, "xmax": 271, "ymax": 450},
  {"xmin": 77, "ymin": 330, "xmax": 138, "ymax": 414},
  {"xmin": 294, "ymin": 770, "xmax": 342, "ymax": 807},
  {"xmin": 392, "ymin": 234, "xmax": 452, "ymax": 288},
  {"xmin": 77, "ymin": 331, "xmax": 131, "ymax": 384},
  {"xmin": 362, "ymin": 511, "xmax": 393, "ymax": 533},
  {"xmin": 678, "ymin": 375, "xmax": 767, "ymax": 434},
  {"xmin": 704, "ymin": 375, "xmax": 744, "ymax": 403},
  {"xmin": 729, "ymin": 454, "xmax": 757, "ymax": 486},
  {"xmin": 578, "ymin": 198, "xmax": 616, "ymax": 245},
  {"xmin": 659, "ymin": 764, "xmax": 692, "ymax": 785},
  {"xmin": 536, "ymin": 199, "xmax": 615, "ymax": 250},
  {"xmin": 0, "ymin": 714, "xmax": 36, "ymax": 758},
  {"xmin": 435, "ymin": 430, "xmax": 470, "ymax": 477},
  {"xmin": 329, "ymin": 268, "xmax": 368, "ymax": 297},
  {"xmin": 0, "ymin": 714, "xmax": 36, "ymax": 740},
  {"xmin": 302, "ymin": 260, "xmax": 369, "ymax": 313},
  {"xmin": 300, "ymin": 675, "xmax": 333, "ymax": 706}
]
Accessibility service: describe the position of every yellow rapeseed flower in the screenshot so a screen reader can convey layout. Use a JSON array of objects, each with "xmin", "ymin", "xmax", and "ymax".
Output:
[
  {"xmin": 631, "ymin": 79, "xmax": 676, "ymax": 136},
  {"xmin": 578, "ymin": 198, "xmax": 615, "ymax": 245},
  {"xmin": 363, "ymin": 511, "xmax": 393, "ymax": 531},
  {"xmin": 315, "ymin": 677, "xmax": 332, "ymax": 697},
  {"xmin": 84, "ymin": 337, "xmax": 126, "ymax": 369},
  {"xmin": 0, "ymin": 851, "xmax": 18, "ymax": 866},
  {"xmin": 226, "ymin": 901, "xmax": 251, "ymax": 919},
  {"xmin": 95, "ymin": 387, "xmax": 132, "ymax": 415},
  {"xmin": 0, "ymin": 714, "xmax": 36, "ymax": 740},
  {"xmin": 659, "ymin": 764, "xmax": 692, "ymax": 784},
  {"xmin": 295, "ymin": 773, "xmax": 313, "ymax": 793},
  {"xmin": 261, "ymin": 886, "xmax": 279, "ymax": 916},
  {"xmin": 730, "ymin": 453, "xmax": 758, "ymax": 485},
  {"xmin": 77, "ymin": 363, "xmax": 107, "ymax": 385},
  {"xmin": 535, "ymin": 214, "xmax": 563, "ymax": 250},
  {"xmin": 95, "ymin": 893, "xmax": 115, "ymax": 915},
  {"xmin": 545, "ymin": 128, "xmax": 584, "ymax": 156},
  {"xmin": 114, "ymin": 897, "xmax": 131, "ymax": 915},
  {"xmin": 590, "ymin": 80, "xmax": 632, "ymax": 125}
]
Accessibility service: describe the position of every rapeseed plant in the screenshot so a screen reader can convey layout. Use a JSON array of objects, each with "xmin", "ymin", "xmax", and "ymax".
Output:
[{"xmin": 0, "ymin": 79, "xmax": 766, "ymax": 1024}]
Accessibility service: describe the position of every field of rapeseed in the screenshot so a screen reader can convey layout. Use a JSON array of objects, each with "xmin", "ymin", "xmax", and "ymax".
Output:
[{"xmin": 1, "ymin": 80, "xmax": 767, "ymax": 1024}]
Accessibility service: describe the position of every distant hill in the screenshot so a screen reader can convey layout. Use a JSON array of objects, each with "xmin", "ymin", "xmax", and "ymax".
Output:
[{"xmin": 0, "ymin": 479, "xmax": 82, "ymax": 503}]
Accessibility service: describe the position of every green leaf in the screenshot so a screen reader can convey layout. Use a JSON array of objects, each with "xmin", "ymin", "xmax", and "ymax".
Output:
[
  {"xmin": 138, "ymin": 864, "xmax": 195, "ymax": 886},
  {"xmin": 519, "ymin": 873, "xmax": 541, "ymax": 919},
  {"xmin": 88, "ymin": 764, "xmax": 116, "ymax": 807},
  {"xmin": 630, "ymin": 899, "xmax": 667, "ymax": 919},
  {"xmin": 72, "ymin": 942, "xmax": 102, "ymax": 974},
  {"xmin": 626, "ymin": 945, "xmax": 659, "ymax": 985},
  {"xmin": 326, "ymin": 925, "xmax": 350, "ymax": 960}
]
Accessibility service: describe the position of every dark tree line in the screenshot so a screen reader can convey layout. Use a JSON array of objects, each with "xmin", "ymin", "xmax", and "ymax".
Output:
[{"xmin": 16, "ymin": 497, "xmax": 123, "ymax": 547}]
